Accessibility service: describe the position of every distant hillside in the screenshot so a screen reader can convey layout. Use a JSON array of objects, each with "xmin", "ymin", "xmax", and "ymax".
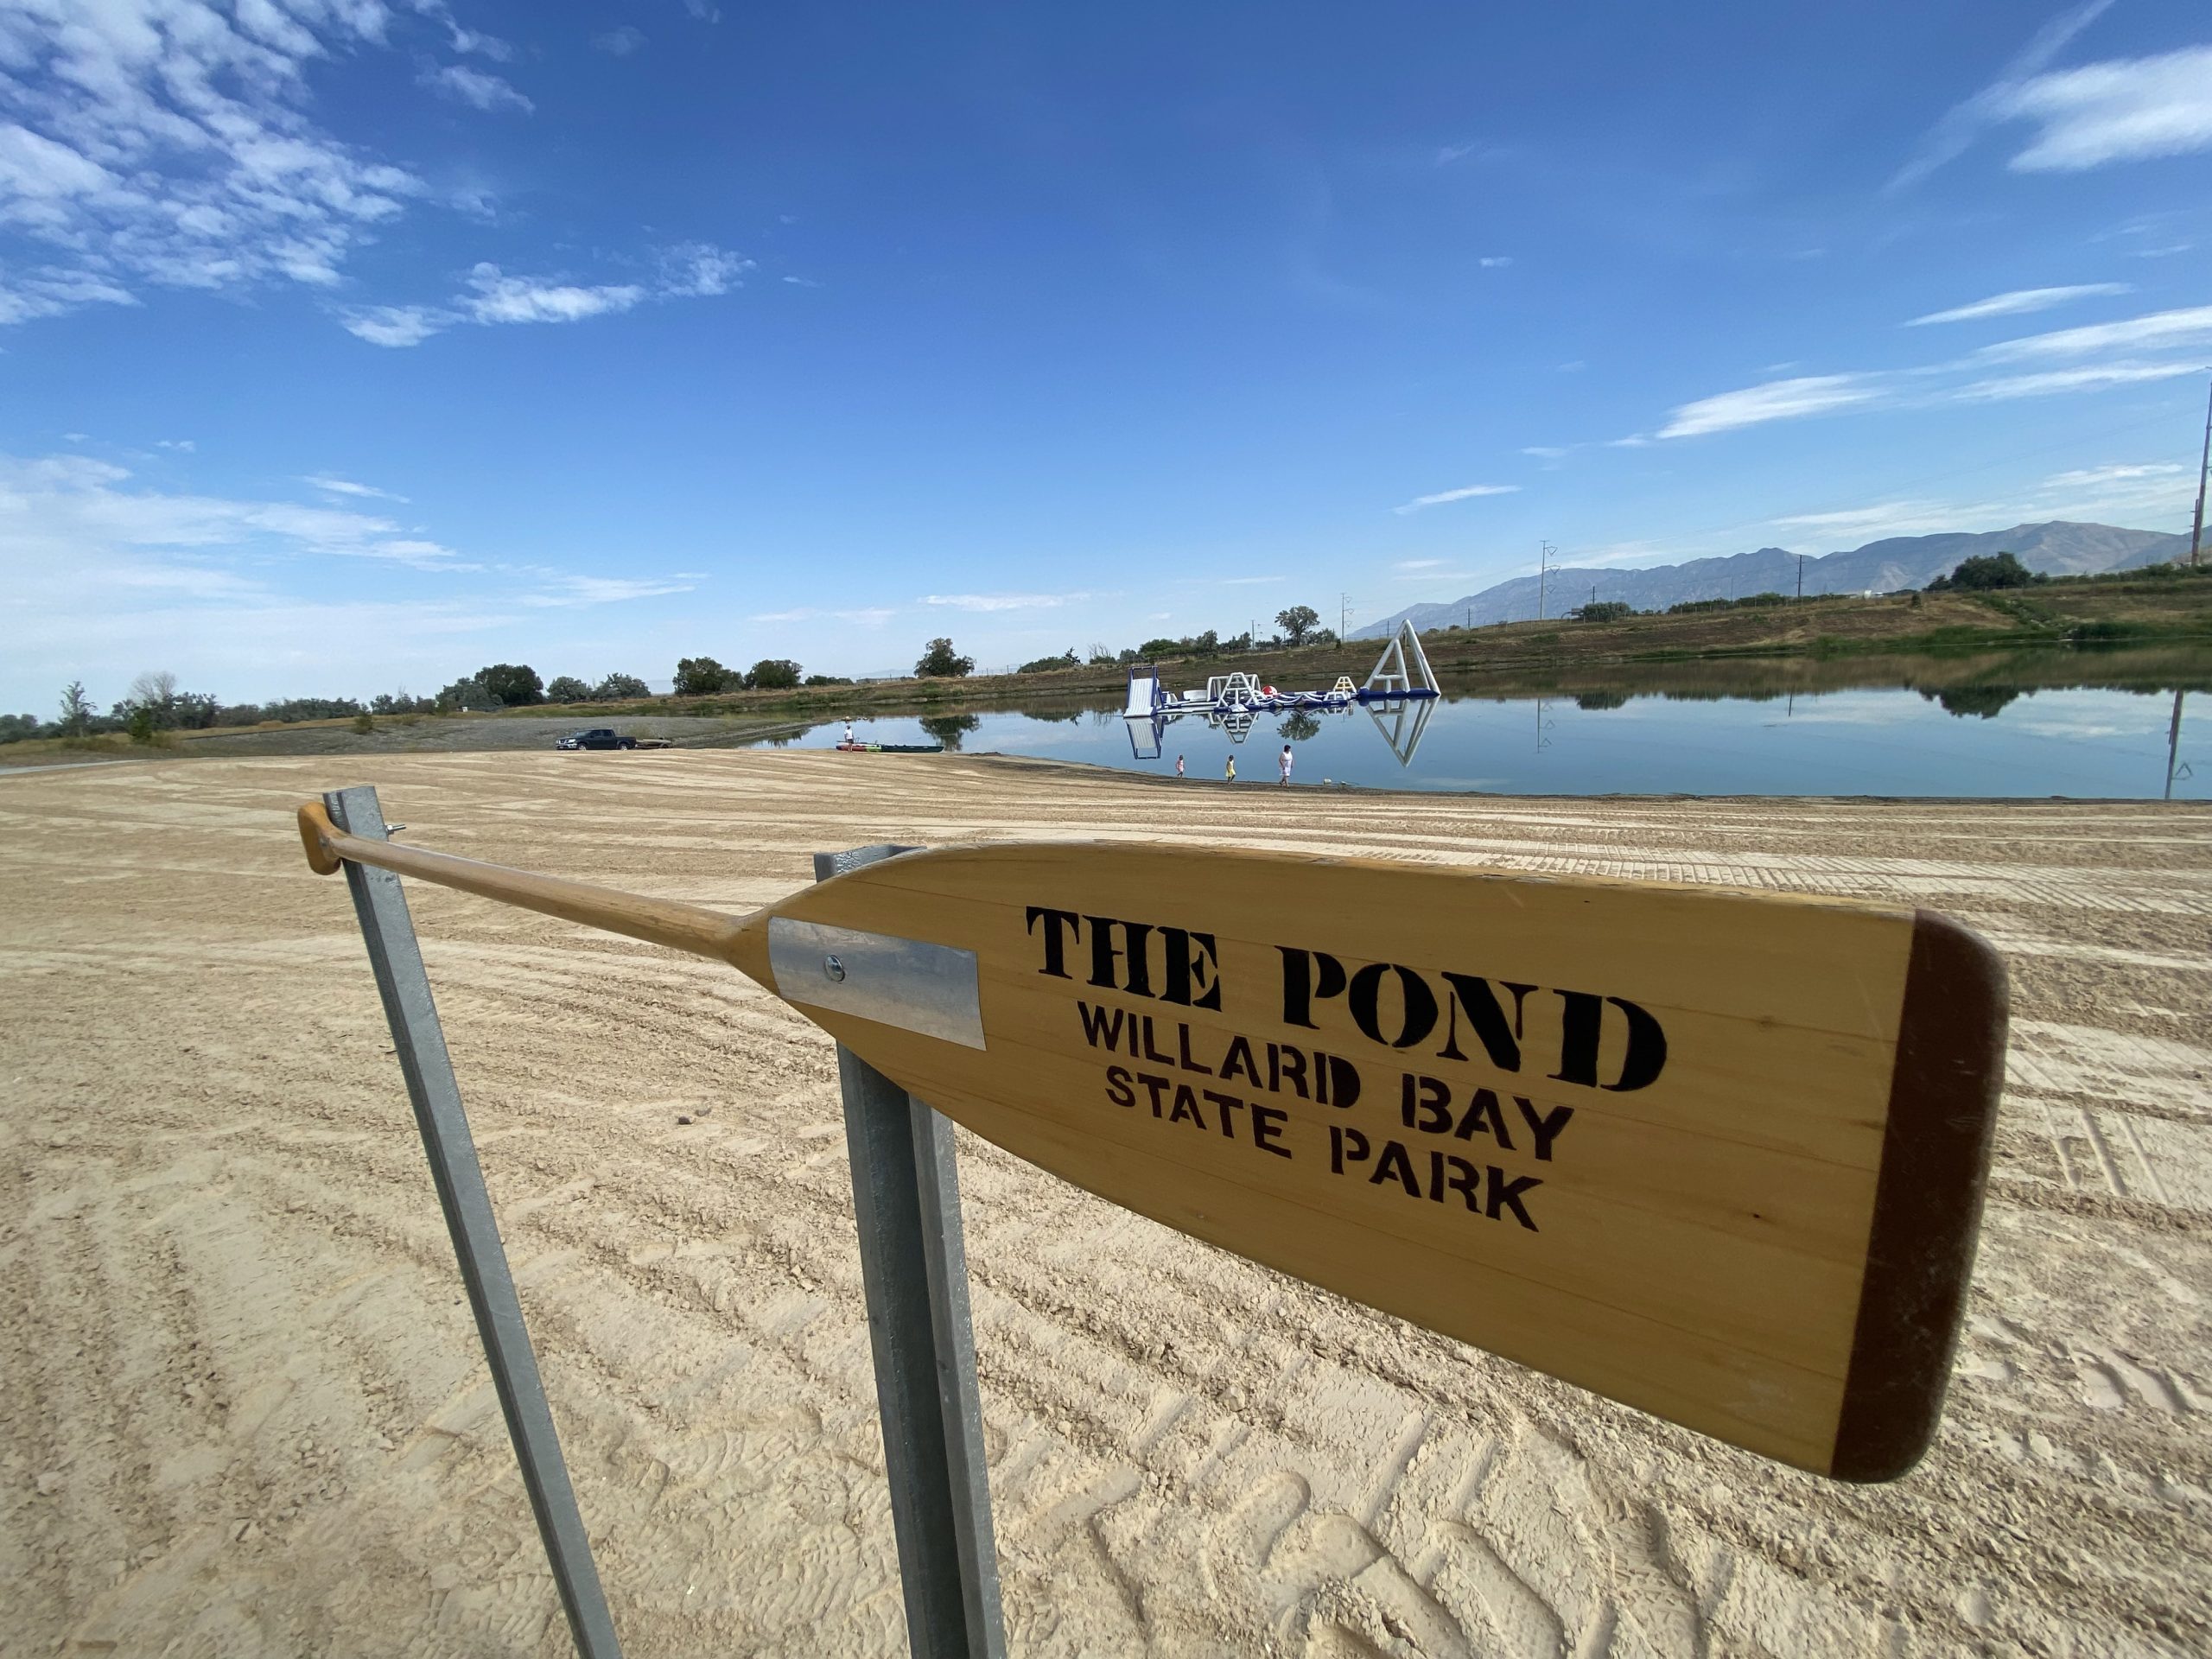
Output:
[{"xmin": 1354, "ymin": 521, "xmax": 2193, "ymax": 639}]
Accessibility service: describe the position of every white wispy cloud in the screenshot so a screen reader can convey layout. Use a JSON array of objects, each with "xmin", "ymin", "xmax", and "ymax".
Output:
[
  {"xmin": 2044, "ymin": 462, "xmax": 2186, "ymax": 489},
  {"xmin": 1973, "ymin": 304, "xmax": 2212, "ymax": 362},
  {"xmin": 0, "ymin": 3, "xmax": 424, "ymax": 313},
  {"xmin": 1889, "ymin": 0, "xmax": 2116, "ymax": 188},
  {"xmin": 1949, "ymin": 360, "xmax": 2206, "ymax": 401},
  {"xmin": 749, "ymin": 607, "xmax": 897, "ymax": 626},
  {"xmin": 1995, "ymin": 45, "xmax": 2212, "ymax": 171},
  {"xmin": 1657, "ymin": 374, "xmax": 1882, "ymax": 439},
  {"xmin": 305, "ymin": 474, "xmax": 407, "ymax": 501},
  {"xmin": 343, "ymin": 248, "xmax": 747, "ymax": 346},
  {"xmin": 593, "ymin": 27, "xmax": 646, "ymax": 55},
  {"xmin": 155, "ymin": 439, "xmax": 194, "ymax": 452},
  {"xmin": 0, "ymin": 4, "xmax": 732, "ymax": 341},
  {"xmin": 1390, "ymin": 484, "xmax": 1521, "ymax": 514},
  {"xmin": 1521, "ymin": 446, "xmax": 1569, "ymax": 460},
  {"xmin": 1393, "ymin": 559, "xmax": 1449, "ymax": 571},
  {"xmin": 922, "ymin": 592, "xmax": 1094, "ymax": 612},
  {"xmin": 1434, "ymin": 141, "xmax": 1484, "ymax": 165},
  {"xmin": 519, "ymin": 575, "xmax": 698, "ymax": 607},
  {"xmin": 1904, "ymin": 283, "xmax": 2132, "ymax": 326},
  {"xmin": 418, "ymin": 62, "xmax": 533, "ymax": 113},
  {"xmin": 1478, "ymin": 256, "xmax": 1513, "ymax": 269}
]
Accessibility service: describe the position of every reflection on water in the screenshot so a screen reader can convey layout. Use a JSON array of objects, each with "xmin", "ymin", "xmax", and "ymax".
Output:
[{"xmin": 741, "ymin": 652, "xmax": 2208, "ymax": 799}]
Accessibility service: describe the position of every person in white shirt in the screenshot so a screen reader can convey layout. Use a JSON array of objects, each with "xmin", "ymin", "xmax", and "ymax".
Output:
[
  {"xmin": 1279, "ymin": 744, "xmax": 1294, "ymax": 785},
  {"xmin": 842, "ymin": 719, "xmax": 855, "ymax": 745}
]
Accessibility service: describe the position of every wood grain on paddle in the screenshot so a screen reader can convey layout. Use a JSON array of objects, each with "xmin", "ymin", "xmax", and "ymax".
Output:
[{"xmin": 298, "ymin": 809, "xmax": 2005, "ymax": 1479}]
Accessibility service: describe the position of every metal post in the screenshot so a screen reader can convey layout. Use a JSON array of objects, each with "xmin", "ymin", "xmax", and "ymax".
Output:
[
  {"xmin": 325, "ymin": 787, "xmax": 621, "ymax": 1659},
  {"xmin": 816, "ymin": 844, "xmax": 1007, "ymax": 1659}
]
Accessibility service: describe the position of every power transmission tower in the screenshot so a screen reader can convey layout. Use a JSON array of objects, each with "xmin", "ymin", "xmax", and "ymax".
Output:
[
  {"xmin": 1538, "ymin": 543, "xmax": 1557, "ymax": 620},
  {"xmin": 1339, "ymin": 593, "xmax": 1353, "ymax": 639},
  {"xmin": 1796, "ymin": 554, "xmax": 1805, "ymax": 601},
  {"xmin": 2191, "ymin": 375, "xmax": 2210, "ymax": 569}
]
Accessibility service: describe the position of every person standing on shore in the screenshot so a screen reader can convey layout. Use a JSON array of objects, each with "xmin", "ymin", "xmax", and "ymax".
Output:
[
  {"xmin": 1224, "ymin": 754, "xmax": 1236, "ymax": 782},
  {"xmin": 1175, "ymin": 754, "xmax": 1185, "ymax": 778},
  {"xmin": 842, "ymin": 718, "xmax": 854, "ymax": 746},
  {"xmin": 1279, "ymin": 744, "xmax": 1294, "ymax": 785}
]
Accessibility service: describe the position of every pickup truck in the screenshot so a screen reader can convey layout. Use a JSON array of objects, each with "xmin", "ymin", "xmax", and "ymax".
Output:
[{"xmin": 556, "ymin": 728, "xmax": 639, "ymax": 751}]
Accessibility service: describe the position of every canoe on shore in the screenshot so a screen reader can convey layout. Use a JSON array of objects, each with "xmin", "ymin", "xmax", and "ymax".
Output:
[{"xmin": 834, "ymin": 741, "xmax": 945, "ymax": 754}]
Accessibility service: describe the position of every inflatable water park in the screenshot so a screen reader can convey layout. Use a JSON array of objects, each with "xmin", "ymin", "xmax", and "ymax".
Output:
[{"xmin": 1122, "ymin": 620, "xmax": 1440, "ymax": 763}]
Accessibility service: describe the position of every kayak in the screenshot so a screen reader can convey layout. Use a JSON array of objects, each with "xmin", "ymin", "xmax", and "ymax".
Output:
[{"xmin": 834, "ymin": 741, "xmax": 944, "ymax": 753}]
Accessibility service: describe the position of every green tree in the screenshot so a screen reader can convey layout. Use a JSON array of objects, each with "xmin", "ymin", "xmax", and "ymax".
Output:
[
  {"xmin": 594, "ymin": 672, "xmax": 651, "ymax": 699},
  {"xmin": 476, "ymin": 664, "xmax": 543, "ymax": 705},
  {"xmin": 58, "ymin": 680, "xmax": 92, "ymax": 735},
  {"xmin": 1279, "ymin": 710, "xmax": 1322, "ymax": 743},
  {"xmin": 545, "ymin": 675, "xmax": 591, "ymax": 702},
  {"xmin": 673, "ymin": 657, "xmax": 735, "ymax": 696},
  {"xmin": 915, "ymin": 637, "xmax": 975, "ymax": 678},
  {"xmin": 436, "ymin": 676, "xmax": 494, "ymax": 711},
  {"xmin": 803, "ymin": 673, "xmax": 851, "ymax": 686},
  {"xmin": 1275, "ymin": 605, "xmax": 1321, "ymax": 645},
  {"xmin": 746, "ymin": 658, "xmax": 804, "ymax": 690},
  {"xmin": 1571, "ymin": 601, "xmax": 1632, "ymax": 622},
  {"xmin": 1019, "ymin": 650, "xmax": 1079, "ymax": 673},
  {"xmin": 1927, "ymin": 551, "xmax": 2037, "ymax": 592}
]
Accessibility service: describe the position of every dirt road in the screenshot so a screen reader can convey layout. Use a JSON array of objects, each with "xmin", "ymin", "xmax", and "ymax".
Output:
[{"xmin": 3, "ymin": 752, "xmax": 2209, "ymax": 1656}]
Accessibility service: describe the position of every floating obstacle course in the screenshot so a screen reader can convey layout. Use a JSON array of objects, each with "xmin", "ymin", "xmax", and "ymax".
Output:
[{"xmin": 1123, "ymin": 620, "xmax": 1440, "ymax": 762}]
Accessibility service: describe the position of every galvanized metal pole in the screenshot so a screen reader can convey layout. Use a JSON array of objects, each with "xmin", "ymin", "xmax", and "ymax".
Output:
[
  {"xmin": 816, "ymin": 844, "xmax": 1007, "ymax": 1659},
  {"xmin": 325, "ymin": 786, "xmax": 621, "ymax": 1659}
]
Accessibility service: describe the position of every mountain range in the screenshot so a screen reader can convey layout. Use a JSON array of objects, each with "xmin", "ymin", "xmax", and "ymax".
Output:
[{"xmin": 1352, "ymin": 521, "xmax": 2194, "ymax": 639}]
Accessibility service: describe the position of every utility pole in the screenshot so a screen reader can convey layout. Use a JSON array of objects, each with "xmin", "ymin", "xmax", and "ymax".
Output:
[
  {"xmin": 1339, "ymin": 593, "xmax": 1353, "ymax": 639},
  {"xmin": 2191, "ymin": 375, "xmax": 2210, "ymax": 568},
  {"xmin": 1796, "ymin": 554, "xmax": 1805, "ymax": 601},
  {"xmin": 1538, "ymin": 542, "xmax": 1557, "ymax": 620}
]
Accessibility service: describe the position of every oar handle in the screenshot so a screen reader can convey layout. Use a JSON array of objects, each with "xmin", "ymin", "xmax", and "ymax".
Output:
[{"xmin": 296, "ymin": 801, "xmax": 747, "ymax": 964}]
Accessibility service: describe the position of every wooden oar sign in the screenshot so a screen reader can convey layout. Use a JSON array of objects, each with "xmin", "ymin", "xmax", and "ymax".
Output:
[{"xmin": 299, "ymin": 807, "xmax": 2006, "ymax": 1480}]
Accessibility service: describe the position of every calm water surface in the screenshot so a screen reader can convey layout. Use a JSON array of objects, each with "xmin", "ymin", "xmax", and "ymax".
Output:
[{"xmin": 752, "ymin": 683, "xmax": 2204, "ymax": 798}]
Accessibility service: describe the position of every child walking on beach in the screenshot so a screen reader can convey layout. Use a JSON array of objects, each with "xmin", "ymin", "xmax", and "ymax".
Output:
[
  {"xmin": 1279, "ymin": 744, "xmax": 1294, "ymax": 785},
  {"xmin": 1224, "ymin": 754, "xmax": 1236, "ymax": 782}
]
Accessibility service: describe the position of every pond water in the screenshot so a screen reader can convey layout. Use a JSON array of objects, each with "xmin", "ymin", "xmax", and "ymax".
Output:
[{"xmin": 751, "ymin": 675, "xmax": 2205, "ymax": 799}]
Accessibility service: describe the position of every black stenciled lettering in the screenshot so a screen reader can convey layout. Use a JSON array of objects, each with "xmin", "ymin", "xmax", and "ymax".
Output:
[
  {"xmin": 1026, "ymin": 907, "xmax": 1081, "ymax": 978},
  {"xmin": 1515, "ymin": 1096, "xmax": 1574, "ymax": 1160},
  {"xmin": 1550, "ymin": 990, "xmax": 1667, "ymax": 1091},
  {"xmin": 1330, "ymin": 1124, "xmax": 1370, "ymax": 1174},
  {"xmin": 1139, "ymin": 1015, "xmax": 1173, "ymax": 1064},
  {"xmin": 1250, "ymin": 1102, "xmax": 1292, "ymax": 1159},
  {"xmin": 1279, "ymin": 947, "xmax": 1346, "ymax": 1028},
  {"xmin": 1427, "ymin": 1151, "xmax": 1483, "ymax": 1210},
  {"xmin": 1454, "ymin": 1088, "xmax": 1514, "ymax": 1151},
  {"xmin": 1202, "ymin": 1089, "xmax": 1245, "ymax": 1138},
  {"xmin": 1551, "ymin": 990, "xmax": 1603, "ymax": 1087},
  {"xmin": 1604, "ymin": 999, "xmax": 1668, "ymax": 1092},
  {"xmin": 1077, "ymin": 1001, "xmax": 1126, "ymax": 1051},
  {"xmin": 1220, "ymin": 1035, "xmax": 1262, "ymax": 1085},
  {"xmin": 1402, "ymin": 1072, "xmax": 1452, "ymax": 1132},
  {"xmin": 1162, "ymin": 928, "xmax": 1223, "ymax": 1010},
  {"xmin": 1268, "ymin": 1044, "xmax": 1309, "ymax": 1100},
  {"xmin": 1168, "ymin": 1084, "xmax": 1206, "ymax": 1129},
  {"xmin": 1370, "ymin": 1140, "xmax": 1421, "ymax": 1198},
  {"xmin": 1136, "ymin": 1072, "xmax": 1171, "ymax": 1117},
  {"xmin": 1349, "ymin": 963, "xmax": 1439, "ymax": 1050},
  {"xmin": 1104, "ymin": 1065, "xmax": 1135, "ymax": 1108},
  {"xmin": 1325, "ymin": 1054, "xmax": 1363, "ymax": 1109},
  {"xmin": 1085, "ymin": 914, "xmax": 1153, "ymax": 995},
  {"xmin": 1485, "ymin": 1167, "xmax": 1542, "ymax": 1230},
  {"xmin": 1439, "ymin": 975, "xmax": 1535, "ymax": 1071},
  {"xmin": 1176, "ymin": 1024, "xmax": 1214, "ymax": 1076}
]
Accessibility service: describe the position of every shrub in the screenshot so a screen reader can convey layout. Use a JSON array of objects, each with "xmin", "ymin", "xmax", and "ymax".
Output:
[
  {"xmin": 745, "ymin": 658, "xmax": 804, "ymax": 690},
  {"xmin": 915, "ymin": 638, "xmax": 975, "ymax": 678}
]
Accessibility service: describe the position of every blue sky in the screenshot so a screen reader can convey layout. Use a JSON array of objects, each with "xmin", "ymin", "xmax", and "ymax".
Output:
[{"xmin": 3, "ymin": 0, "xmax": 2210, "ymax": 709}]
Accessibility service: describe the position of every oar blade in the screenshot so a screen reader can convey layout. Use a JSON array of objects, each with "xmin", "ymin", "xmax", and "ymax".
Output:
[{"xmin": 750, "ymin": 842, "xmax": 2005, "ymax": 1480}]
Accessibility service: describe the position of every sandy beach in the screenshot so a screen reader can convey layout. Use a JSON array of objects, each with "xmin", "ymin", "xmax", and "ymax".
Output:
[{"xmin": 3, "ymin": 750, "xmax": 2209, "ymax": 1657}]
